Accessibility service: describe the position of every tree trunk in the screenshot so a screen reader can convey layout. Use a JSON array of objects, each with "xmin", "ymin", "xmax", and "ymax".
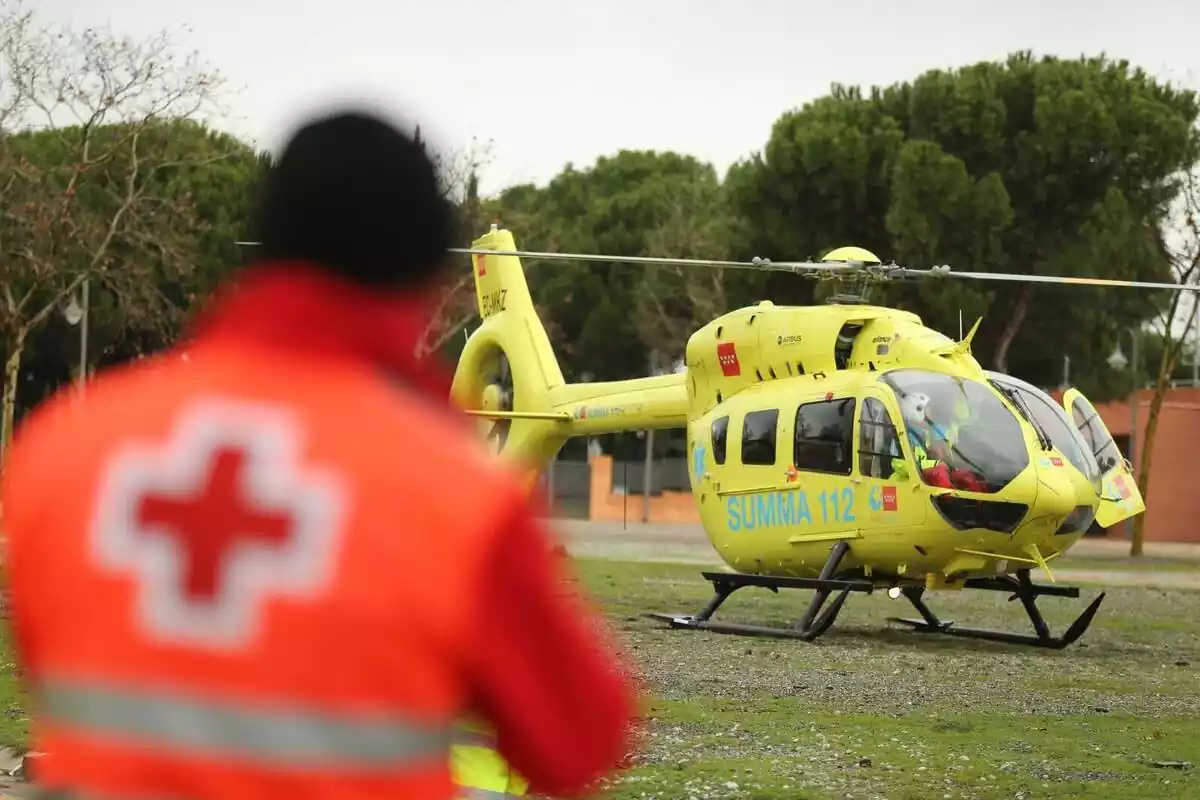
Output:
[
  {"xmin": 1, "ymin": 329, "xmax": 27, "ymax": 459},
  {"xmin": 1130, "ymin": 343, "xmax": 1179, "ymax": 556},
  {"xmin": 991, "ymin": 284, "xmax": 1034, "ymax": 373}
]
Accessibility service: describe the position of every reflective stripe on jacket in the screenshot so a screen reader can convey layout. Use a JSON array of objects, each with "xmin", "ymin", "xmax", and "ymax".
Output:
[{"xmin": 451, "ymin": 720, "xmax": 528, "ymax": 799}]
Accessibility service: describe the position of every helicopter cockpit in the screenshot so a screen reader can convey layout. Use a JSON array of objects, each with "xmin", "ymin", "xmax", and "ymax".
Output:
[{"xmin": 880, "ymin": 370, "xmax": 1029, "ymax": 494}]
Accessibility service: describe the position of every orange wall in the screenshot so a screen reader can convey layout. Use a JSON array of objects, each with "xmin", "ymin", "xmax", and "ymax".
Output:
[
  {"xmin": 588, "ymin": 455, "xmax": 699, "ymax": 524},
  {"xmin": 585, "ymin": 388, "xmax": 1200, "ymax": 542}
]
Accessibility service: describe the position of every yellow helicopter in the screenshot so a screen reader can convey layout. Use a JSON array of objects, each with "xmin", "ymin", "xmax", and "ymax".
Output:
[{"xmin": 449, "ymin": 226, "xmax": 1179, "ymax": 650}]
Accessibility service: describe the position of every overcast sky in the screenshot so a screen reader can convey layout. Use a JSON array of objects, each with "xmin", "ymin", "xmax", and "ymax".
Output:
[{"xmin": 32, "ymin": 0, "xmax": 1200, "ymax": 196}]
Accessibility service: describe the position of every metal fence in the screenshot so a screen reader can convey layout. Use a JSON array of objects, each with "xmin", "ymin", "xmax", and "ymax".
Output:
[
  {"xmin": 540, "ymin": 459, "xmax": 590, "ymax": 518},
  {"xmin": 539, "ymin": 457, "xmax": 692, "ymax": 518}
]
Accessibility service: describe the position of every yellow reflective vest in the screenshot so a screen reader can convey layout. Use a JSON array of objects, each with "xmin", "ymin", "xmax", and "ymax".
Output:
[
  {"xmin": 451, "ymin": 718, "xmax": 529, "ymax": 799},
  {"xmin": 892, "ymin": 439, "xmax": 942, "ymax": 481},
  {"xmin": 893, "ymin": 419, "xmax": 961, "ymax": 479}
]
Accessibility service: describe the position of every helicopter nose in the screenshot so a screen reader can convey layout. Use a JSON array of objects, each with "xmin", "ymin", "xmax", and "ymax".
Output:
[{"xmin": 1030, "ymin": 457, "xmax": 1078, "ymax": 522}]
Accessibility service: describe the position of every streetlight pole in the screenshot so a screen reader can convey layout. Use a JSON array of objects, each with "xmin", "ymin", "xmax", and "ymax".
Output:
[
  {"xmin": 642, "ymin": 352, "xmax": 656, "ymax": 524},
  {"xmin": 79, "ymin": 277, "xmax": 89, "ymax": 396},
  {"xmin": 63, "ymin": 276, "xmax": 90, "ymax": 396}
]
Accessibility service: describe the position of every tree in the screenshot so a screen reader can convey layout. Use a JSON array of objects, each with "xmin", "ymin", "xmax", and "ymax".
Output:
[
  {"xmin": 484, "ymin": 150, "xmax": 736, "ymax": 380},
  {"xmin": 731, "ymin": 55, "xmax": 1200, "ymax": 392},
  {"xmin": 1130, "ymin": 166, "xmax": 1200, "ymax": 555},
  {"xmin": 0, "ymin": 0, "xmax": 235, "ymax": 451},
  {"xmin": 94, "ymin": 127, "xmax": 266, "ymax": 362},
  {"xmin": 725, "ymin": 89, "xmax": 905, "ymax": 310},
  {"xmin": 633, "ymin": 163, "xmax": 736, "ymax": 360}
]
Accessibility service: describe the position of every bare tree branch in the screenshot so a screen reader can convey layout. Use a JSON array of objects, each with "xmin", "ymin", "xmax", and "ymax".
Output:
[
  {"xmin": 0, "ymin": 0, "xmax": 235, "ymax": 451},
  {"xmin": 635, "ymin": 181, "xmax": 733, "ymax": 359},
  {"xmin": 413, "ymin": 137, "xmax": 496, "ymax": 359}
]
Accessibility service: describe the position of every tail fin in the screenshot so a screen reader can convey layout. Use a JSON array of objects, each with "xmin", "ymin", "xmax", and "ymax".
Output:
[
  {"xmin": 451, "ymin": 228, "xmax": 568, "ymax": 471},
  {"xmin": 451, "ymin": 228, "xmax": 690, "ymax": 479}
]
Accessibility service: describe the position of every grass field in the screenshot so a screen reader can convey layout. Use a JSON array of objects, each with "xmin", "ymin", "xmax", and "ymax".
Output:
[
  {"xmin": 1049, "ymin": 555, "xmax": 1200, "ymax": 573},
  {"xmin": 579, "ymin": 558, "xmax": 1200, "ymax": 800},
  {"xmin": 0, "ymin": 554, "xmax": 1195, "ymax": 799},
  {"xmin": 0, "ymin": 643, "xmax": 28, "ymax": 753}
]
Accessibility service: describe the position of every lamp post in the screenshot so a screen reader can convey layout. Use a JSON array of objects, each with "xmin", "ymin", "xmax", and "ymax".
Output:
[
  {"xmin": 641, "ymin": 353, "xmax": 659, "ymax": 524},
  {"xmin": 63, "ymin": 277, "xmax": 90, "ymax": 396},
  {"xmin": 1106, "ymin": 329, "xmax": 1139, "ymax": 539}
]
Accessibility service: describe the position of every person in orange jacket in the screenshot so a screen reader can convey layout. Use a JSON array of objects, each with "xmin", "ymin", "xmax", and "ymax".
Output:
[{"xmin": 0, "ymin": 108, "xmax": 637, "ymax": 799}]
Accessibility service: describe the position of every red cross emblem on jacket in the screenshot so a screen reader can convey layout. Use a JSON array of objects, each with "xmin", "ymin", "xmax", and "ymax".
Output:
[{"xmin": 90, "ymin": 399, "xmax": 347, "ymax": 650}]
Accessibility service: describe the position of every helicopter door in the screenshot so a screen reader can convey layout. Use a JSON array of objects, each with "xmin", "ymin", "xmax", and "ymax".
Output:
[
  {"xmin": 855, "ymin": 391, "xmax": 927, "ymax": 526},
  {"xmin": 1061, "ymin": 388, "xmax": 1145, "ymax": 527}
]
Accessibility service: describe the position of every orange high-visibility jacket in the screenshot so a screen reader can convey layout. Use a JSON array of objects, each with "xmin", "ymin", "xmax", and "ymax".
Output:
[{"xmin": 0, "ymin": 332, "xmax": 530, "ymax": 798}]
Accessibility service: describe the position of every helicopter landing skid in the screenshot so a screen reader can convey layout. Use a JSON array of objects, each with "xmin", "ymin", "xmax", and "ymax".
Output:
[
  {"xmin": 886, "ymin": 571, "xmax": 1106, "ymax": 650},
  {"xmin": 645, "ymin": 542, "xmax": 1105, "ymax": 649},
  {"xmin": 644, "ymin": 541, "xmax": 875, "ymax": 641}
]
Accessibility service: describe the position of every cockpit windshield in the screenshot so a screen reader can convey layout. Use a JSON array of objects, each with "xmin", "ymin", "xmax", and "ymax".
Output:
[
  {"xmin": 986, "ymin": 371, "xmax": 1102, "ymax": 488},
  {"xmin": 880, "ymin": 369, "xmax": 1030, "ymax": 494},
  {"xmin": 1069, "ymin": 393, "xmax": 1125, "ymax": 475}
]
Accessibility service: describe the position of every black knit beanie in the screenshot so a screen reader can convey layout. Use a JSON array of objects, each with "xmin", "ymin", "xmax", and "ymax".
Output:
[{"xmin": 253, "ymin": 109, "xmax": 455, "ymax": 289}]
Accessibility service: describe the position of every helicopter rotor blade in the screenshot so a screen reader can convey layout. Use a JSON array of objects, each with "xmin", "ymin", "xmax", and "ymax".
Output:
[
  {"xmin": 239, "ymin": 241, "xmax": 1200, "ymax": 294},
  {"xmin": 449, "ymin": 247, "xmax": 782, "ymax": 272},
  {"xmin": 449, "ymin": 247, "xmax": 1200, "ymax": 293},
  {"xmin": 908, "ymin": 268, "xmax": 1200, "ymax": 293}
]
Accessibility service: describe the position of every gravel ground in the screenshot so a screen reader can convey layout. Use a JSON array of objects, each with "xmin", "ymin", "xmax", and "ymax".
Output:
[{"xmin": 559, "ymin": 523, "xmax": 1200, "ymax": 799}]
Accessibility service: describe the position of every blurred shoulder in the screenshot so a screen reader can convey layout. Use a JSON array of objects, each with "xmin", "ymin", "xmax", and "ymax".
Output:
[
  {"xmin": 0, "ymin": 357, "xmax": 179, "ymax": 519},
  {"xmin": 368, "ymin": 385, "xmax": 527, "ymax": 495}
]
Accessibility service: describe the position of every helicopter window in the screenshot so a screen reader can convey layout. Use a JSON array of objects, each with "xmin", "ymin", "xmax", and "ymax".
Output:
[
  {"xmin": 987, "ymin": 374, "xmax": 1100, "ymax": 483},
  {"xmin": 1070, "ymin": 395, "xmax": 1123, "ymax": 474},
  {"xmin": 741, "ymin": 409, "xmax": 779, "ymax": 466},
  {"xmin": 881, "ymin": 369, "xmax": 1029, "ymax": 494},
  {"xmin": 857, "ymin": 397, "xmax": 900, "ymax": 479},
  {"xmin": 711, "ymin": 415, "xmax": 729, "ymax": 465},
  {"xmin": 793, "ymin": 398, "xmax": 855, "ymax": 475}
]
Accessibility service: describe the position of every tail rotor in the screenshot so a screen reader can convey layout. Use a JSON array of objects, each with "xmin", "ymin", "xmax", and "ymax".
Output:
[{"xmin": 481, "ymin": 349, "xmax": 515, "ymax": 453}]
